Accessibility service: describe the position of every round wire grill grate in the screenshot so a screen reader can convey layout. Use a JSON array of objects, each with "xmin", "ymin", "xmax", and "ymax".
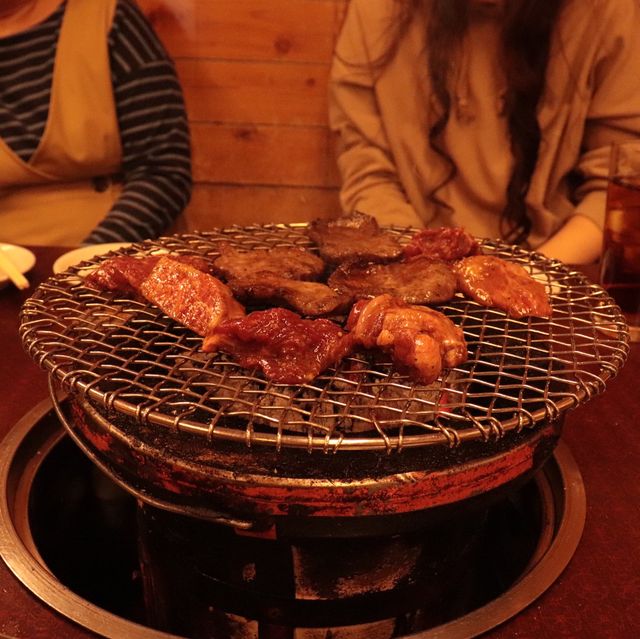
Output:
[{"xmin": 19, "ymin": 225, "xmax": 629, "ymax": 452}]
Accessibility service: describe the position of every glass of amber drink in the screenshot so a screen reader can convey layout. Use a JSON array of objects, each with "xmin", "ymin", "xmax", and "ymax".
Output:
[{"xmin": 599, "ymin": 141, "xmax": 640, "ymax": 341}]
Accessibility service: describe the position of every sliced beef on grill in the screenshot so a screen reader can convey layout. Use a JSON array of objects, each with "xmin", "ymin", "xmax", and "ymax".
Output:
[
  {"xmin": 454, "ymin": 255, "xmax": 552, "ymax": 318},
  {"xmin": 213, "ymin": 244, "xmax": 325, "ymax": 281},
  {"xmin": 403, "ymin": 227, "xmax": 480, "ymax": 261},
  {"xmin": 227, "ymin": 273, "xmax": 352, "ymax": 317},
  {"xmin": 307, "ymin": 212, "xmax": 403, "ymax": 265},
  {"xmin": 346, "ymin": 294, "xmax": 467, "ymax": 385},
  {"xmin": 203, "ymin": 307, "xmax": 353, "ymax": 384},
  {"xmin": 84, "ymin": 254, "xmax": 212, "ymax": 294},
  {"xmin": 139, "ymin": 257, "xmax": 245, "ymax": 336},
  {"xmin": 328, "ymin": 256, "xmax": 457, "ymax": 305}
]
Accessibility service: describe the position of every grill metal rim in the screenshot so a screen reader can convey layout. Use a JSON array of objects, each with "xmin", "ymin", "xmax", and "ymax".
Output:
[{"xmin": 19, "ymin": 225, "xmax": 630, "ymax": 452}]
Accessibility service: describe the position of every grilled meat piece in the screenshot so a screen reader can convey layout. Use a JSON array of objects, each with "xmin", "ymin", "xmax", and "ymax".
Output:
[
  {"xmin": 404, "ymin": 227, "xmax": 480, "ymax": 261},
  {"xmin": 346, "ymin": 294, "xmax": 467, "ymax": 384},
  {"xmin": 139, "ymin": 257, "xmax": 245, "ymax": 336},
  {"xmin": 213, "ymin": 244, "xmax": 325, "ymax": 281},
  {"xmin": 84, "ymin": 254, "xmax": 212, "ymax": 294},
  {"xmin": 328, "ymin": 256, "xmax": 457, "ymax": 305},
  {"xmin": 228, "ymin": 273, "xmax": 351, "ymax": 316},
  {"xmin": 307, "ymin": 212, "xmax": 403, "ymax": 265},
  {"xmin": 203, "ymin": 307, "xmax": 353, "ymax": 384},
  {"xmin": 454, "ymin": 255, "xmax": 552, "ymax": 318}
]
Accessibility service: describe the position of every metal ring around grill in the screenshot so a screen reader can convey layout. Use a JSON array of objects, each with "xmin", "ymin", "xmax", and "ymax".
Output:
[{"xmin": 19, "ymin": 225, "xmax": 630, "ymax": 452}]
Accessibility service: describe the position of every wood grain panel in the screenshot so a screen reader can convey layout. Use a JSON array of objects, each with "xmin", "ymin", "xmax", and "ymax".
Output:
[
  {"xmin": 176, "ymin": 59, "xmax": 330, "ymax": 126},
  {"xmin": 138, "ymin": 0, "xmax": 348, "ymax": 63},
  {"xmin": 173, "ymin": 184, "xmax": 340, "ymax": 231},
  {"xmin": 136, "ymin": 0, "xmax": 349, "ymax": 223},
  {"xmin": 191, "ymin": 123, "xmax": 341, "ymax": 187}
]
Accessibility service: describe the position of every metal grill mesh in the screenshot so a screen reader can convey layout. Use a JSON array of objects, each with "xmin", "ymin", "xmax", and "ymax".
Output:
[{"xmin": 19, "ymin": 225, "xmax": 629, "ymax": 452}]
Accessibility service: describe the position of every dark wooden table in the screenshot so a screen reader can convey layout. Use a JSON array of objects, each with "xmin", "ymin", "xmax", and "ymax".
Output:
[{"xmin": 1, "ymin": 246, "xmax": 639, "ymax": 639}]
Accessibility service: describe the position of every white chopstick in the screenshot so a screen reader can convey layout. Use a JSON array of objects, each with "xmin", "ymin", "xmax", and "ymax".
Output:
[{"xmin": 0, "ymin": 249, "xmax": 29, "ymax": 290}]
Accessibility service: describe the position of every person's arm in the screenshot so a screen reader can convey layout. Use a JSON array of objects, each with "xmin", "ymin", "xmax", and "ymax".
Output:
[
  {"xmin": 539, "ymin": 0, "xmax": 640, "ymax": 264},
  {"xmin": 328, "ymin": 0, "xmax": 423, "ymax": 227},
  {"xmin": 536, "ymin": 213, "xmax": 603, "ymax": 264},
  {"xmin": 84, "ymin": 0, "xmax": 192, "ymax": 244}
]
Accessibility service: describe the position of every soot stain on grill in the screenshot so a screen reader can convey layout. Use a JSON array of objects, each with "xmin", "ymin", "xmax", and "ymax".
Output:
[
  {"xmin": 60, "ymin": 395, "xmax": 561, "ymax": 540},
  {"xmin": 104, "ymin": 404, "xmax": 556, "ymax": 481}
]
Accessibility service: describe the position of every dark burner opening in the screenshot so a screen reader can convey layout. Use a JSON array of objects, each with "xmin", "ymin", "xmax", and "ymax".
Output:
[
  {"xmin": 29, "ymin": 437, "xmax": 144, "ymax": 624},
  {"xmin": 28, "ymin": 435, "xmax": 546, "ymax": 639}
]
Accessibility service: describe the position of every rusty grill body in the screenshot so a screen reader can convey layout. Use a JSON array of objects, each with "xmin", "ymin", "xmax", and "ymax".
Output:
[{"xmin": 19, "ymin": 225, "xmax": 629, "ymax": 533}]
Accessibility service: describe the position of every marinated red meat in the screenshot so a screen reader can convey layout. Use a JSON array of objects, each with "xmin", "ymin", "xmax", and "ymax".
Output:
[
  {"xmin": 203, "ymin": 307, "xmax": 353, "ymax": 384},
  {"xmin": 228, "ymin": 273, "xmax": 351, "ymax": 316},
  {"xmin": 139, "ymin": 257, "xmax": 245, "ymax": 336},
  {"xmin": 404, "ymin": 227, "xmax": 480, "ymax": 261},
  {"xmin": 85, "ymin": 254, "xmax": 212, "ymax": 294},
  {"xmin": 328, "ymin": 256, "xmax": 456, "ymax": 305},
  {"xmin": 307, "ymin": 212, "xmax": 403, "ymax": 265},
  {"xmin": 347, "ymin": 294, "xmax": 467, "ymax": 384},
  {"xmin": 454, "ymin": 255, "xmax": 552, "ymax": 318},
  {"xmin": 213, "ymin": 244, "xmax": 325, "ymax": 281}
]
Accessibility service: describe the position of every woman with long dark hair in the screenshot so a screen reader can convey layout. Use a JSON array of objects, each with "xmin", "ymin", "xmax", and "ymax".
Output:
[{"xmin": 329, "ymin": 0, "xmax": 640, "ymax": 263}]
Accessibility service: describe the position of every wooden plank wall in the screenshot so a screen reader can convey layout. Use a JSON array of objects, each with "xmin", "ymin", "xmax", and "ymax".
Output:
[{"xmin": 137, "ymin": 0, "xmax": 349, "ymax": 231}]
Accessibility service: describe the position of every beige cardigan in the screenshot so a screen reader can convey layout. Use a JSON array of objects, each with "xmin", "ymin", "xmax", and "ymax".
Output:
[{"xmin": 329, "ymin": 0, "xmax": 640, "ymax": 247}]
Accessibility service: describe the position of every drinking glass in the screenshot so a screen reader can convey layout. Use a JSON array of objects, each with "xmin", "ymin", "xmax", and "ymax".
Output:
[{"xmin": 599, "ymin": 140, "xmax": 640, "ymax": 341}]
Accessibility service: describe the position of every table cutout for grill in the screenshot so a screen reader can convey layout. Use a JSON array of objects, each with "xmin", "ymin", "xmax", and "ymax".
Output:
[{"xmin": 19, "ymin": 225, "xmax": 629, "ymax": 452}]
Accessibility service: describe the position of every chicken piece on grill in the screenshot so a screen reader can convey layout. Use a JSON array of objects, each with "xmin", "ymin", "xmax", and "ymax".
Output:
[
  {"xmin": 404, "ymin": 227, "xmax": 480, "ymax": 261},
  {"xmin": 139, "ymin": 257, "xmax": 245, "ymax": 336},
  {"xmin": 346, "ymin": 294, "xmax": 467, "ymax": 384},
  {"xmin": 203, "ymin": 307, "xmax": 353, "ymax": 384},
  {"xmin": 307, "ymin": 212, "xmax": 403, "ymax": 265},
  {"xmin": 213, "ymin": 244, "xmax": 325, "ymax": 281},
  {"xmin": 328, "ymin": 256, "xmax": 456, "ymax": 305},
  {"xmin": 84, "ymin": 254, "xmax": 212, "ymax": 295},
  {"xmin": 454, "ymin": 255, "xmax": 552, "ymax": 318},
  {"xmin": 228, "ymin": 273, "xmax": 352, "ymax": 316}
]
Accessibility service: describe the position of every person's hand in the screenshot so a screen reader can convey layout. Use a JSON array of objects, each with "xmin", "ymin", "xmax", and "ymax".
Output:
[{"xmin": 536, "ymin": 215, "xmax": 603, "ymax": 265}]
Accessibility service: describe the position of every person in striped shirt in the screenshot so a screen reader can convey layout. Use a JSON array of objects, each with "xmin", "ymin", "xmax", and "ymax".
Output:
[{"xmin": 0, "ymin": 0, "xmax": 192, "ymax": 246}]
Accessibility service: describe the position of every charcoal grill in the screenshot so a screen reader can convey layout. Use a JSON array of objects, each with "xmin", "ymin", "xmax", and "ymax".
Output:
[{"xmin": 19, "ymin": 224, "xmax": 629, "ymax": 535}]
